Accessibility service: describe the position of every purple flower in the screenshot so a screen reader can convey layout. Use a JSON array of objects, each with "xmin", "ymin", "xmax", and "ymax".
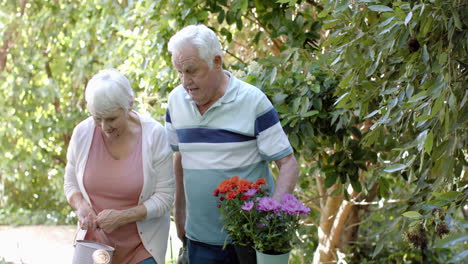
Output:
[
  {"xmin": 242, "ymin": 201, "xmax": 254, "ymax": 211},
  {"xmin": 281, "ymin": 193, "xmax": 298, "ymax": 203},
  {"xmin": 298, "ymin": 204, "xmax": 311, "ymax": 216},
  {"xmin": 279, "ymin": 193, "xmax": 310, "ymax": 215},
  {"xmin": 257, "ymin": 197, "xmax": 281, "ymax": 212},
  {"xmin": 243, "ymin": 188, "xmax": 257, "ymax": 198},
  {"xmin": 281, "ymin": 200, "xmax": 301, "ymax": 215}
]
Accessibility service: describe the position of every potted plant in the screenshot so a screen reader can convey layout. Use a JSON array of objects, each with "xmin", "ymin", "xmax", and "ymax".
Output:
[
  {"xmin": 249, "ymin": 194, "xmax": 310, "ymax": 263},
  {"xmin": 214, "ymin": 176, "xmax": 310, "ymax": 264},
  {"xmin": 213, "ymin": 176, "xmax": 268, "ymax": 264}
]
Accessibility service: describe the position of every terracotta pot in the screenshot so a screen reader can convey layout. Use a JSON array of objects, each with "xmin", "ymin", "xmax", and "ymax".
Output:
[{"xmin": 72, "ymin": 240, "xmax": 115, "ymax": 264}]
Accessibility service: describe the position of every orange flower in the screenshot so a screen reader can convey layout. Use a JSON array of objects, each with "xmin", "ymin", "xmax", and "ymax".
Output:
[
  {"xmin": 226, "ymin": 190, "xmax": 240, "ymax": 200},
  {"xmin": 256, "ymin": 178, "xmax": 266, "ymax": 185},
  {"xmin": 238, "ymin": 179, "xmax": 250, "ymax": 192},
  {"xmin": 218, "ymin": 176, "xmax": 239, "ymax": 193}
]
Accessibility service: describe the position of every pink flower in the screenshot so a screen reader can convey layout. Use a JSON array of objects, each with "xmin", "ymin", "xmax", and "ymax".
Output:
[
  {"xmin": 281, "ymin": 193, "xmax": 298, "ymax": 203},
  {"xmin": 244, "ymin": 188, "xmax": 257, "ymax": 198},
  {"xmin": 281, "ymin": 200, "xmax": 301, "ymax": 215},
  {"xmin": 242, "ymin": 201, "xmax": 254, "ymax": 211},
  {"xmin": 298, "ymin": 204, "xmax": 311, "ymax": 216},
  {"xmin": 257, "ymin": 197, "xmax": 281, "ymax": 212}
]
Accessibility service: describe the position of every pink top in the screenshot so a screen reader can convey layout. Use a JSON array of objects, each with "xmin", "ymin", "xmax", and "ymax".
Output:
[{"xmin": 84, "ymin": 127, "xmax": 151, "ymax": 264}]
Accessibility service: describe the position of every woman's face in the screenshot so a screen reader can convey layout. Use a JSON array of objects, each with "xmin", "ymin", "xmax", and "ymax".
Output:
[{"xmin": 92, "ymin": 108, "xmax": 128, "ymax": 138}]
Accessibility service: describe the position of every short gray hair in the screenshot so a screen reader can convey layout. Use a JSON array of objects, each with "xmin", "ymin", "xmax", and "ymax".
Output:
[
  {"xmin": 167, "ymin": 24, "xmax": 223, "ymax": 69},
  {"xmin": 85, "ymin": 69, "xmax": 134, "ymax": 115}
]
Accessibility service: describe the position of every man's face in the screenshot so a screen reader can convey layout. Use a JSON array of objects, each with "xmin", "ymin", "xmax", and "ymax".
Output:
[{"xmin": 172, "ymin": 45, "xmax": 220, "ymax": 107}]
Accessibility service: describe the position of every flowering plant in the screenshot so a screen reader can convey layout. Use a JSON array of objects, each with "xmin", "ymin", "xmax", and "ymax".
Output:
[
  {"xmin": 213, "ymin": 176, "xmax": 310, "ymax": 254},
  {"xmin": 250, "ymin": 193, "xmax": 310, "ymax": 254},
  {"xmin": 213, "ymin": 176, "xmax": 268, "ymax": 246}
]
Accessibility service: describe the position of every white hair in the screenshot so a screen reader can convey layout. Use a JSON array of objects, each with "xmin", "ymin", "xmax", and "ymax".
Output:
[
  {"xmin": 167, "ymin": 24, "xmax": 223, "ymax": 69},
  {"xmin": 85, "ymin": 69, "xmax": 134, "ymax": 115}
]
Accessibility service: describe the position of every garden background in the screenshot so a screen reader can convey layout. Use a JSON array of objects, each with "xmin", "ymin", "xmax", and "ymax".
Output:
[{"xmin": 0, "ymin": 0, "xmax": 466, "ymax": 263}]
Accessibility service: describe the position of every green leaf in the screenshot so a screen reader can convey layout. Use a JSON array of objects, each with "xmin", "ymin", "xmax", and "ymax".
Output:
[
  {"xmin": 311, "ymin": 83, "xmax": 320, "ymax": 93},
  {"xmin": 416, "ymin": 130, "xmax": 428, "ymax": 152},
  {"xmin": 350, "ymin": 178, "xmax": 362, "ymax": 192},
  {"xmin": 422, "ymin": 44, "xmax": 429, "ymax": 63},
  {"xmin": 300, "ymin": 97, "xmax": 310, "ymax": 115},
  {"xmin": 424, "ymin": 131, "xmax": 433, "ymax": 154},
  {"xmin": 292, "ymin": 97, "xmax": 301, "ymax": 113},
  {"xmin": 379, "ymin": 16, "xmax": 395, "ymax": 27},
  {"xmin": 217, "ymin": 10, "xmax": 225, "ymax": 24},
  {"xmin": 368, "ymin": 5, "xmax": 394, "ymax": 12},
  {"xmin": 318, "ymin": 9, "xmax": 328, "ymax": 18},
  {"xmin": 408, "ymin": 220, "xmax": 420, "ymax": 228},
  {"xmin": 270, "ymin": 67, "xmax": 277, "ymax": 85},
  {"xmin": 371, "ymin": 239, "xmax": 384, "ymax": 257},
  {"xmin": 302, "ymin": 110, "xmax": 319, "ymax": 118},
  {"xmin": 436, "ymin": 232, "xmax": 468, "ymax": 248},
  {"xmin": 334, "ymin": 92, "xmax": 349, "ymax": 106},
  {"xmin": 449, "ymin": 249, "xmax": 468, "ymax": 263},
  {"xmin": 402, "ymin": 211, "xmax": 422, "ymax": 218},
  {"xmin": 322, "ymin": 19, "xmax": 341, "ymax": 29},
  {"xmin": 438, "ymin": 52, "xmax": 448, "ymax": 65},
  {"xmin": 451, "ymin": 8, "xmax": 463, "ymax": 30},
  {"xmin": 404, "ymin": 11, "xmax": 412, "ymax": 26},
  {"xmin": 432, "ymin": 191, "xmax": 461, "ymax": 202},
  {"xmin": 384, "ymin": 163, "xmax": 407, "ymax": 173},
  {"xmin": 325, "ymin": 173, "xmax": 338, "ymax": 188}
]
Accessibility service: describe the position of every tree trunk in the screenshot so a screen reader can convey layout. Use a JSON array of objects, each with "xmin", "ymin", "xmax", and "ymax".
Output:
[{"xmin": 313, "ymin": 177, "xmax": 366, "ymax": 264}]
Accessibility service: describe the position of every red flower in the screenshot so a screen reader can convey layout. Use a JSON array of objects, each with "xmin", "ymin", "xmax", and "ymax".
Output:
[
  {"xmin": 213, "ymin": 189, "xmax": 220, "ymax": 197},
  {"xmin": 256, "ymin": 178, "xmax": 266, "ymax": 185},
  {"xmin": 220, "ymin": 197, "xmax": 225, "ymax": 201},
  {"xmin": 241, "ymin": 195, "xmax": 249, "ymax": 201},
  {"xmin": 238, "ymin": 179, "xmax": 250, "ymax": 192},
  {"xmin": 217, "ymin": 176, "xmax": 239, "ymax": 193},
  {"xmin": 226, "ymin": 190, "xmax": 240, "ymax": 200}
]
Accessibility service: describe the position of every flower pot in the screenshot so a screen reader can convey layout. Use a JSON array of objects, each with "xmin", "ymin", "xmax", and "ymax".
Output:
[
  {"xmin": 255, "ymin": 250, "xmax": 290, "ymax": 264},
  {"xmin": 234, "ymin": 244, "xmax": 257, "ymax": 264}
]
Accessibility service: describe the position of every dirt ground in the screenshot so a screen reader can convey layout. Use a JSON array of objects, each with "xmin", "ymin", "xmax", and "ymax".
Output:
[{"xmin": 0, "ymin": 224, "xmax": 182, "ymax": 264}]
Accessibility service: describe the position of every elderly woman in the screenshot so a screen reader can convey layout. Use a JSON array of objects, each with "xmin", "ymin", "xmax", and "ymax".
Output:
[{"xmin": 64, "ymin": 69, "xmax": 173, "ymax": 264}]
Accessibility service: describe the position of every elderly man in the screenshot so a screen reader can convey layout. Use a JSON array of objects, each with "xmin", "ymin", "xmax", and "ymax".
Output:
[{"xmin": 165, "ymin": 24, "xmax": 299, "ymax": 264}]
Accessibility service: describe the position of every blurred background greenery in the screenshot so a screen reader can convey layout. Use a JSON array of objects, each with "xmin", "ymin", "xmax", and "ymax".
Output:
[{"xmin": 0, "ymin": 0, "xmax": 466, "ymax": 263}]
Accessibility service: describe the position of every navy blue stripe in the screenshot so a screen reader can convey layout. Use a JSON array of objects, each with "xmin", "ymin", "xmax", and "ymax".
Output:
[
  {"xmin": 165, "ymin": 109, "xmax": 171, "ymax": 123},
  {"xmin": 176, "ymin": 128, "xmax": 255, "ymax": 143},
  {"xmin": 255, "ymin": 108, "xmax": 279, "ymax": 135}
]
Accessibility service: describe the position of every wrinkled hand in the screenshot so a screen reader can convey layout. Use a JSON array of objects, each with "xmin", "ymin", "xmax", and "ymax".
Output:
[
  {"xmin": 77, "ymin": 203, "xmax": 97, "ymax": 230},
  {"xmin": 96, "ymin": 209, "xmax": 123, "ymax": 233}
]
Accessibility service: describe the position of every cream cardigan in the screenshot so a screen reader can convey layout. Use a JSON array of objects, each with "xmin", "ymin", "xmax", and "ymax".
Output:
[{"xmin": 64, "ymin": 112, "xmax": 174, "ymax": 264}]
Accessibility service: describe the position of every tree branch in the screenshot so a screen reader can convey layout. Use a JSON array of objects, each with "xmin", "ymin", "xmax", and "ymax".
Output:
[{"xmin": 224, "ymin": 49, "xmax": 245, "ymax": 65}]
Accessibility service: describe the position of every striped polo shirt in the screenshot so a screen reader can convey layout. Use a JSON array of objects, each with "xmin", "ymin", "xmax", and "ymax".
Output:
[{"xmin": 165, "ymin": 72, "xmax": 293, "ymax": 245}]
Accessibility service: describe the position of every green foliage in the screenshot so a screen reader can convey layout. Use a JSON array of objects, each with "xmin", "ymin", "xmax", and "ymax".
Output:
[
  {"xmin": 0, "ymin": 0, "xmax": 204, "ymax": 224},
  {"xmin": 316, "ymin": 0, "xmax": 467, "ymax": 262}
]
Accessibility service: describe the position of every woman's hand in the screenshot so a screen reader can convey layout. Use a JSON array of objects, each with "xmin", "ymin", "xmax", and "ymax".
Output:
[
  {"xmin": 96, "ymin": 209, "xmax": 123, "ymax": 233},
  {"xmin": 96, "ymin": 205, "xmax": 147, "ymax": 233},
  {"xmin": 77, "ymin": 202, "xmax": 98, "ymax": 230}
]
